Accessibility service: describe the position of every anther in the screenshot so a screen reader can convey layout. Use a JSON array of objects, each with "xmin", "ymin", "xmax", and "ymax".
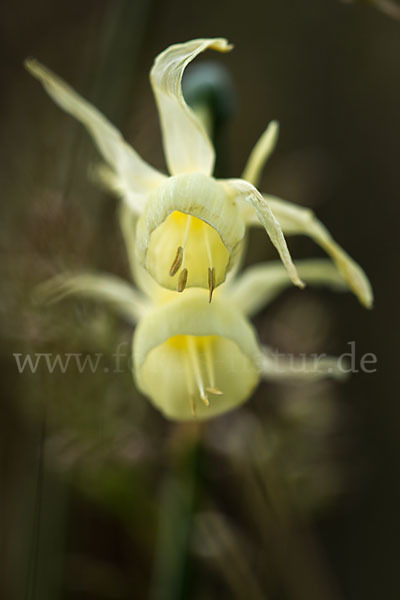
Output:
[
  {"xmin": 190, "ymin": 395, "xmax": 197, "ymax": 417},
  {"xmin": 200, "ymin": 393, "xmax": 210, "ymax": 407},
  {"xmin": 206, "ymin": 387, "xmax": 223, "ymax": 396},
  {"xmin": 169, "ymin": 246, "xmax": 183, "ymax": 277},
  {"xmin": 208, "ymin": 267, "xmax": 215, "ymax": 303},
  {"xmin": 177, "ymin": 268, "xmax": 188, "ymax": 292}
]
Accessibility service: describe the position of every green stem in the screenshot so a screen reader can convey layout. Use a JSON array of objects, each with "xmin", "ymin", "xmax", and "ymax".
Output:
[{"xmin": 149, "ymin": 425, "xmax": 203, "ymax": 600}]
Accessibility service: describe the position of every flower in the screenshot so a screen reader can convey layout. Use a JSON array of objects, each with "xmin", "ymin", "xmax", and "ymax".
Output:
[
  {"xmin": 35, "ymin": 206, "xmax": 352, "ymax": 421},
  {"xmin": 25, "ymin": 39, "xmax": 372, "ymax": 307}
]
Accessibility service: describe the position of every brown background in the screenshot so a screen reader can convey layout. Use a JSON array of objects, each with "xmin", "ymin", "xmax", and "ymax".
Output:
[{"xmin": 1, "ymin": 1, "xmax": 399, "ymax": 599}]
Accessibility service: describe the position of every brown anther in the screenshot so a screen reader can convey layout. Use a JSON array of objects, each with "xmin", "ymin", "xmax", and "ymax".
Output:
[
  {"xmin": 200, "ymin": 393, "xmax": 210, "ymax": 407},
  {"xmin": 208, "ymin": 267, "xmax": 215, "ymax": 303},
  {"xmin": 177, "ymin": 268, "xmax": 188, "ymax": 292},
  {"xmin": 206, "ymin": 386, "xmax": 223, "ymax": 396},
  {"xmin": 190, "ymin": 395, "xmax": 197, "ymax": 417},
  {"xmin": 169, "ymin": 246, "xmax": 184, "ymax": 277}
]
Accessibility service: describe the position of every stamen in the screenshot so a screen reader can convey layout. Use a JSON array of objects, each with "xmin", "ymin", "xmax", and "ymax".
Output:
[
  {"xmin": 183, "ymin": 347, "xmax": 197, "ymax": 417},
  {"xmin": 182, "ymin": 215, "xmax": 192, "ymax": 250},
  {"xmin": 200, "ymin": 393, "xmax": 210, "ymax": 406},
  {"xmin": 169, "ymin": 246, "xmax": 183, "ymax": 277},
  {"xmin": 204, "ymin": 224, "xmax": 215, "ymax": 302},
  {"xmin": 190, "ymin": 395, "xmax": 197, "ymax": 417},
  {"xmin": 177, "ymin": 268, "xmax": 188, "ymax": 292},
  {"xmin": 208, "ymin": 267, "xmax": 215, "ymax": 303},
  {"xmin": 203, "ymin": 222, "xmax": 213, "ymax": 265},
  {"xmin": 206, "ymin": 387, "xmax": 224, "ymax": 396},
  {"xmin": 187, "ymin": 336, "xmax": 209, "ymax": 407},
  {"xmin": 204, "ymin": 338, "xmax": 223, "ymax": 396},
  {"xmin": 204, "ymin": 338, "xmax": 215, "ymax": 388},
  {"xmin": 175, "ymin": 215, "xmax": 192, "ymax": 285}
]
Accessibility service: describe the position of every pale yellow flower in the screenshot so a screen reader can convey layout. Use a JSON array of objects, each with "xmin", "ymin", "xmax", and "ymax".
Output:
[
  {"xmin": 26, "ymin": 38, "xmax": 373, "ymax": 419},
  {"xmin": 36, "ymin": 206, "xmax": 352, "ymax": 421},
  {"xmin": 25, "ymin": 38, "xmax": 372, "ymax": 306},
  {"xmin": 22, "ymin": 40, "xmax": 362, "ymax": 307}
]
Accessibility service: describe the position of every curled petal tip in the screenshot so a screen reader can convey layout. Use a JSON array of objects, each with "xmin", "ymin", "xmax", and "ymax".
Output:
[{"xmin": 219, "ymin": 40, "xmax": 234, "ymax": 51}]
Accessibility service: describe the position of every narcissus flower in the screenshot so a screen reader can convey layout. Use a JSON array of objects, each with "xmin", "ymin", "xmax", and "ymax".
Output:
[
  {"xmin": 25, "ymin": 39, "xmax": 372, "ymax": 307},
  {"xmin": 36, "ymin": 207, "xmax": 352, "ymax": 421}
]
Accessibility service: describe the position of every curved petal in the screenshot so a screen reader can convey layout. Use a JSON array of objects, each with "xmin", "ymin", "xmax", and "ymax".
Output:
[
  {"xmin": 34, "ymin": 272, "xmax": 148, "ymax": 324},
  {"xmin": 133, "ymin": 290, "xmax": 261, "ymax": 421},
  {"xmin": 25, "ymin": 59, "xmax": 166, "ymax": 213},
  {"xmin": 225, "ymin": 179, "xmax": 304, "ymax": 289},
  {"xmin": 242, "ymin": 120, "xmax": 279, "ymax": 186},
  {"xmin": 261, "ymin": 346, "xmax": 348, "ymax": 382},
  {"xmin": 227, "ymin": 259, "xmax": 349, "ymax": 317},
  {"xmin": 245, "ymin": 194, "xmax": 373, "ymax": 308},
  {"xmin": 150, "ymin": 38, "xmax": 232, "ymax": 176},
  {"xmin": 117, "ymin": 201, "xmax": 165, "ymax": 301}
]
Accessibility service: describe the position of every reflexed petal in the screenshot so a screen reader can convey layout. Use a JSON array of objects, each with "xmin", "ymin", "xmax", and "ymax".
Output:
[
  {"xmin": 242, "ymin": 120, "xmax": 279, "ymax": 186},
  {"xmin": 34, "ymin": 272, "xmax": 148, "ymax": 324},
  {"xmin": 136, "ymin": 173, "xmax": 245, "ymax": 291},
  {"xmin": 225, "ymin": 179, "xmax": 304, "ymax": 288},
  {"xmin": 261, "ymin": 346, "xmax": 348, "ymax": 381},
  {"xmin": 133, "ymin": 290, "xmax": 261, "ymax": 421},
  {"xmin": 150, "ymin": 38, "xmax": 232, "ymax": 176},
  {"xmin": 25, "ymin": 59, "xmax": 165, "ymax": 212},
  {"xmin": 227, "ymin": 259, "xmax": 349, "ymax": 317},
  {"xmin": 245, "ymin": 194, "xmax": 373, "ymax": 308}
]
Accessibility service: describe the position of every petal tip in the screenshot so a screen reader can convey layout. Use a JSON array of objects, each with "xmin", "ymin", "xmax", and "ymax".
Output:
[
  {"xmin": 210, "ymin": 38, "xmax": 234, "ymax": 52},
  {"xmin": 24, "ymin": 56, "xmax": 38, "ymax": 75},
  {"xmin": 296, "ymin": 277, "xmax": 306, "ymax": 290},
  {"xmin": 361, "ymin": 292, "xmax": 374, "ymax": 310},
  {"xmin": 362, "ymin": 280, "xmax": 374, "ymax": 309},
  {"xmin": 221, "ymin": 40, "xmax": 234, "ymax": 52}
]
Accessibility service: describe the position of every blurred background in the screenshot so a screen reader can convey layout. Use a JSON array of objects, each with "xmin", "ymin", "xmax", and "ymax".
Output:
[{"xmin": 1, "ymin": 0, "xmax": 399, "ymax": 598}]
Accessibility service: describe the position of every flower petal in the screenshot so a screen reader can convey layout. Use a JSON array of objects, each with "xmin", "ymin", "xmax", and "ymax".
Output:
[
  {"xmin": 150, "ymin": 38, "xmax": 232, "ymax": 176},
  {"xmin": 133, "ymin": 290, "xmax": 261, "ymax": 421},
  {"xmin": 225, "ymin": 179, "xmax": 304, "ymax": 288},
  {"xmin": 242, "ymin": 120, "xmax": 279, "ymax": 186},
  {"xmin": 227, "ymin": 259, "xmax": 349, "ymax": 317},
  {"xmin": 247, "ymin": 194, "xmax": 373, "ymax": 308},
  {"xmin": 117, "ymin": 201, "xmax": 163, "ymax": 301},
  {"xmin": 34, "ymin": 272, "xmax": 148, "ymax": 324},
  {"xmin": 118, "ymin": 201, "xmax": 138, "ymax": 282},
  {"xmin": 261, "ymin": 346, "xmax": 348, "ymax": 382},
  {"xmin": 25, "ymin": 58, "xmax": 166, "ymax": 212}
]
